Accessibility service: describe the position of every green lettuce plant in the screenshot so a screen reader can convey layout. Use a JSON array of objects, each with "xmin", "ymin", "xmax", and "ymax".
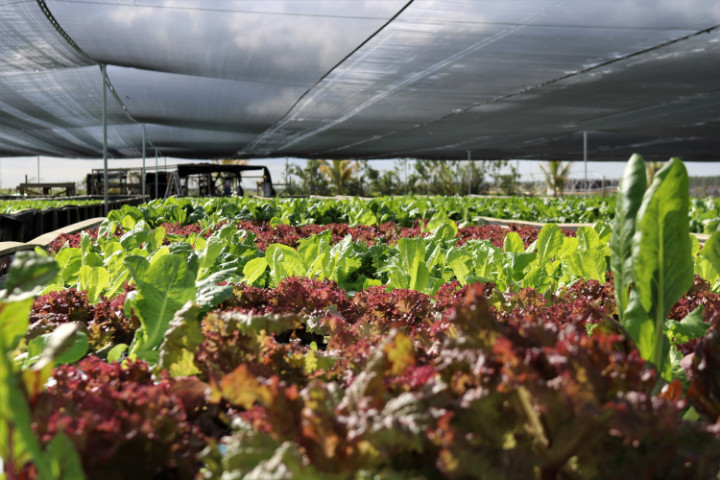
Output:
[
  {"xmin": 0, "ymin": 252, "xmax": 84, "ymax": 480},
  {"xmin": 613, "ymin": 157, "xmax": 694, "ymax": 380},
  {"xmin": 124, "ymin": 253, "xmax": 198, "ymax": 362}
]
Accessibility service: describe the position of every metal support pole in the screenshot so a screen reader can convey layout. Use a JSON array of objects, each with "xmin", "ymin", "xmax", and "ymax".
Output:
[
  {"xmin": 101, "ymin": 64, "xmax": 109, "ymax": 215},
  {"xmin": 467, "ymin": 151, "xmax": 471, "ymax": 196},
  {"xmin": 154, "ymin": 148, "xmax": 159, "ymax": 199},
  {"xmin": 456, "ymin": 160, "xmax": 460, "ymax": 195},
  {"xmin": 583, "ymin": 131, "xmax": 588, "ymax": 197},
  {"xmin": 37, "ymin": 156, "xmax": 40, "ymax": 184},
  {"xmin": 141, "ymin": 124, "xmax": 146, "ymax": 202},
  {"xmin": 404, "ymin": 158, "xmax": 408, "ymax": 195}
]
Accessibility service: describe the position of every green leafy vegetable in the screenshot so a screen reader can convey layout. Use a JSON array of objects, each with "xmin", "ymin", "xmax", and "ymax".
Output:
[
  {"xmin": 573, "ymin": 226, "xmax": 607, "ymax": 283},
  {"xmin": 3, "ymin": 251, "xmax": 59, "ymax": 300},
  {"xmin": 266, "ymin": 243, "xmax": 308, "ymax": 287},
  {"xmin": 623, "ymin": 158, "xmax": 693, "ymax": 377},
  {"xmin": 156, "ymin": 301, "xmax": 203, "ymax": 377},
  {"xmin": 0, "ymin": 253, "xmax": 84, "ymax": 480},
  {"xmin": 46, "ymin": 433, "xmax": 86, "ymax": 480},
  {"xmin": 665, "ymin": 306, "xmax": 708, "ymax": 346},
  {"xmin": 699, "ymin": 231, "xmax": 720, "ymax": 274},
  {"xmin": 610, "ymin": 153, "xmax": 647, "ymax": 321},
  {"xmin": 78, "ymin": 265, "xmax": 110, "ymax": 304},
  {"xmin": 534, "ymin": 223, "xmax": 564, "ymax": 264},
  {"xmin": 0, "ymin": 333, "xmax": 53, "ymax": 479},
  {"xmin": 27, "ymin": 323, "xmax": 89, "ymax": 370},
  {"xmin": 243, "ymin": 257, "xmax": 269, "ymax": 286},
  {"xmin": 52, "ymin": 248, "xmax": 82, "ymax": 286},
  {"xmin": 503, "ymin": 231, "xmax": 526, "ymax": 253},
  {"xmin": 125, "ymin": 253, "xmax": 198, "ymax": 362}
]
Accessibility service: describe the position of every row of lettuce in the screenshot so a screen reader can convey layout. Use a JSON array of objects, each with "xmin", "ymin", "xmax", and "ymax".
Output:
[
  {"xmin": 0, "ymin": 199, "xmax": 104, "ymax": 215},
  {"xmin": 2, "ymin": 156, "xmax": 720, "ymax": 479},
  {"xmin": 4, "ymin": 192, "xmax": 720, "ymax": 233},
  {"xmin": 114, "ymin": 193, "xmax": 720, "ymax": 234}
]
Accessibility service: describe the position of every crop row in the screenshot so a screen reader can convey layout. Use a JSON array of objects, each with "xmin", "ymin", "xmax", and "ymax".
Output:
[
  {"xmin": 109, "ymin": 193, "xmax": 720, "ymax": 234},
  {"xmin": 42, "ymin": 213, "xmax": 720, "ymax": 305},
  {"xmin": 0, "ymin": 199, "xmax": 103, "ymax": 215},
  {"xmin": 2, "ymin": 157, "xmax": 720, "ymax": 479},
  {"xmin": 8, "ymin": 271, "xmax": 717, "ymax": 479},
  {"xmin": 3, "ymin": 189, "xmax": 718, "ymax": 234},
  {"xmin": 6, "ymin": 255, "xmax": 720, "ymax": 479}
]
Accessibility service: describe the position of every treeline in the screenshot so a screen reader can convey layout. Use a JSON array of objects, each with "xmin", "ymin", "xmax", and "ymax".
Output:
[
  {"xmin": 283, "ymin": 159, "xmax": 525, "ymax": 197},
  {"xmin": 689, "ymin": 175, "xmax": 720, "ymax": 196},
  {"xmin": 284, "ymin": 159, "xmax": 720, "ymax": 197}
]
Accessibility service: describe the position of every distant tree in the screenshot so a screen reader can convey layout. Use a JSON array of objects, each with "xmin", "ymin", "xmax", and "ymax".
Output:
[
  {"xmin": 413, "ymin": 160, "xmax": 452, "ymax": 194},
  {"xmin": 540, "ymin": 160, "xmax": 571, "ymax": 197},
  {"xmin": 374, "ymin": 169, "xmax": 401, "ymax": 196},
  {"xmin": 319, "ymin": 159, "xmax": 357, "ymax": 195},
  {"xmin": 210, "ymin": 158, "xmax": 247, "ymax": 166},
  {"xmin": 353, "ymin": 161, "xmax": 401, "ymax": 196},
  {"xmin": 288, "ymin": 159, "xmax": 330, "ymax": 195},
  {"xmin": 485, "ymin": 160, "xmax": 519, "ymax": 195},
  {"xmin": 435, "ymin": 161, "xmax": 459, "ymax": 196},
  {"xmin": 405, "ymin": 170, "xmax": 423, "ymax": 194},
  {"xmin": 410, "ymin": 159, "xmax": 487, "ymax": 196},
  {"xmin": 287, "ymin": 157, "xmax": 512, "ymax": 197},
  {"xmin": 412, "ymin": 160, "xmax": 433, "ymax": 194},
  {"xmin": 339, "ymin": 160, "xmax": 367, "ymax": 196}
]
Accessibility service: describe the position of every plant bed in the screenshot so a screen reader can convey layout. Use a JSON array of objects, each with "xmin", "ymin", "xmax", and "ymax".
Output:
[
  {"xmin": 2, "ymin": 156, "xmax": 720, "ymax": 479},
  {"xmin": 102, "ymin": 193, "xmax": 720, "ymax": 234}
]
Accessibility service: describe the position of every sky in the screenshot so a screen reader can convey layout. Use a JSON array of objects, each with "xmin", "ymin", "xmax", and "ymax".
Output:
[{"xmin": 1, "ymin": 156, "xmax": 718, "ymax": 194}]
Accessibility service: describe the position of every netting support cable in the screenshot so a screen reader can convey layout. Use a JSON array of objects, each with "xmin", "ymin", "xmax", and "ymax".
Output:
[
  {"xmin": 37, "ymin": 0, "xmax": 148, "ymax": 152},
  {"xmin": 155, "ymin": 148, "xmax": 159, "ymax": 199},
  {"xmin": 467, "ymin": 151, "xmax": 472, "ymax": 196},
  {"xmin": 36, "ymin": 0, "xmax": 96, "ymax": 63},
  {"xmin": 323, "ymin": 23, "xmax": 720, "ymax": 160},
  {"xmin": 405, "ymin": 158, "xmax": 408, "ymax": 195},
  {"xmin": 241, "ymin": 0, "xmax": 415, "ymax": 156},
  {"xmin": 141, "ymin": 124, "xmax": 146, "ymax": 201},
  {"xmin": 101, "ymin": 64, "xmax": 109, "ymax": 216}
]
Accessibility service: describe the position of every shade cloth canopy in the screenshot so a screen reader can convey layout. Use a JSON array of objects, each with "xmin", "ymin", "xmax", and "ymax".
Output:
[{"xmin": 1, "ymin": 0, "xmax": 718, "ymax": 161}]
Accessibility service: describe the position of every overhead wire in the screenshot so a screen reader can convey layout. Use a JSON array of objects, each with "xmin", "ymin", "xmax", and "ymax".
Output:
[
  {"xmin": 311, "ymin": 23, "xmax": 720, "ymax": 159},
  {"xmin": 52, "ymin": 0, "xmax": 395, "ymax": 20},
  {"xmin": 240, "ymin": 0, "xmax": 416, "ymax": 156},
  {"xmin": 35, "ymin": 0, "xmax": 161, "ymax": 154}
]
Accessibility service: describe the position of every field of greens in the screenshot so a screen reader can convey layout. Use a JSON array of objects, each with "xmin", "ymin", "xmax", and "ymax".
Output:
[
  {"xmin": 106, "ymin": 193, "xmax": 720, "ymax": 233},
  {"xmin": 2, "ymin": 156, "xmax": 720, "ymax": 479},
  {"xmin": 2, "ymin": 193, "xmax": 720, "ymax": 234},
  {"xmin": 0, "ymin": 199, "xmax": 103, "ymax": 215}
]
